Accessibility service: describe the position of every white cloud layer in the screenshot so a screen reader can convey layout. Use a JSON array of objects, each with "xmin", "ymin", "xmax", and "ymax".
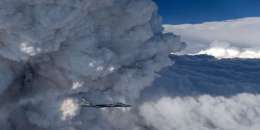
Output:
[
  {"xmin": 197, "ymin": 41, "xmax": 260, "ymax": 59},
  {"xmin": 164, "ymin": 17, "xmax": 260, "ymax": 59},
  {"xmin": 140, "ymin": 94, "xmax": 260, "ymax": 130}
]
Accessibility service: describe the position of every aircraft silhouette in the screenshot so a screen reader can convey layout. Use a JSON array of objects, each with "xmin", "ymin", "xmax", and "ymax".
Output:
[{"xmin": 80, "ymin": 98, "xmax": 132, "ymax": 108}]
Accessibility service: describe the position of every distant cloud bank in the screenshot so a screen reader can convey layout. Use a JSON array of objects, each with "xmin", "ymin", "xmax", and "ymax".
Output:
[{"xmin": 164, "ymin": 17, "xmax": 260, "ymax": 59}]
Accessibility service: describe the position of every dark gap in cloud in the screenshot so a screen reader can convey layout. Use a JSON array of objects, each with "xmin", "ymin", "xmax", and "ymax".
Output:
[{"xmin": 141, "ymin": 55, "xmax": 260, "ymax": 102}]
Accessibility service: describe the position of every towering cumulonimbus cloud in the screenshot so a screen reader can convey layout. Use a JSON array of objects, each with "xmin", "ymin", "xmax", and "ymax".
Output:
[{"xmin": 0, "ymin": 0, "xmax": 184, "ymax": 129}]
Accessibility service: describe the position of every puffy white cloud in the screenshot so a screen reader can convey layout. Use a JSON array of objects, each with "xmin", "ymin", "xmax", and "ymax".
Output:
[
  {"xmin": 197, "ymin": 41, "xmax": 260, "ymax": 59},
  {"xmin": 59, "ymin": 98, "xmax": 79, "ymax": 121},
  {"xmin": 140, "ymin": 94, "xmax": 260, "ymax": 130},
  {"xmin": 164, "ymin": 17, "xmax": 260, "ymax": 59}
]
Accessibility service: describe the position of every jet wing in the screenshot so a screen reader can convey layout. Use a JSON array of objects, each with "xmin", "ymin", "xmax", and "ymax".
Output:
[
  {"xmin": 80, "ymin": 98, "xmax": 131, "ymax": 108},
  {"xmin": 94, "ymin": 103, "xmax": 132, "ymax": 108}
]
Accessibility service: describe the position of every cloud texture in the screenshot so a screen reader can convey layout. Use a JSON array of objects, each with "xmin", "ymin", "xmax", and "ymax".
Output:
[
  {"xmin": 141, "ymin": 94, "xmax": 260, "ymax": 130},
  {"xmin": 0, "ymin": 0, "xmax": 259, "ymax": 130},
  {"xmin": 164, "ymin": 17, "xmax": 260, "ymax": 58},
  {"xmin": 0, "ymin": 0, "xmax": 183, "ymax": 129},
  {"xmin": 138, "ymin": 55, "xmax": 260, "ymax": 130}
]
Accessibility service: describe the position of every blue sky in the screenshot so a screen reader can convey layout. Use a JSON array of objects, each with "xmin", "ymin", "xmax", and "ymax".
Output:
[{"xmin": 154, "ymin": 0, "xmax": 260, "ymax": 24}]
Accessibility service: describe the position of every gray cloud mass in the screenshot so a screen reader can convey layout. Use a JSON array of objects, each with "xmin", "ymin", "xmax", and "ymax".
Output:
[{"xmin": 0, "ymin": 0, "xmax": 259, "ymax": 130}]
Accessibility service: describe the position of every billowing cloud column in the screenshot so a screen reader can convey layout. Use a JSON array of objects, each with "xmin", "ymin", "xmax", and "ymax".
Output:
[{"xmin": 0, "ymin": 0, "xmax": 183, "ymax": 129}]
